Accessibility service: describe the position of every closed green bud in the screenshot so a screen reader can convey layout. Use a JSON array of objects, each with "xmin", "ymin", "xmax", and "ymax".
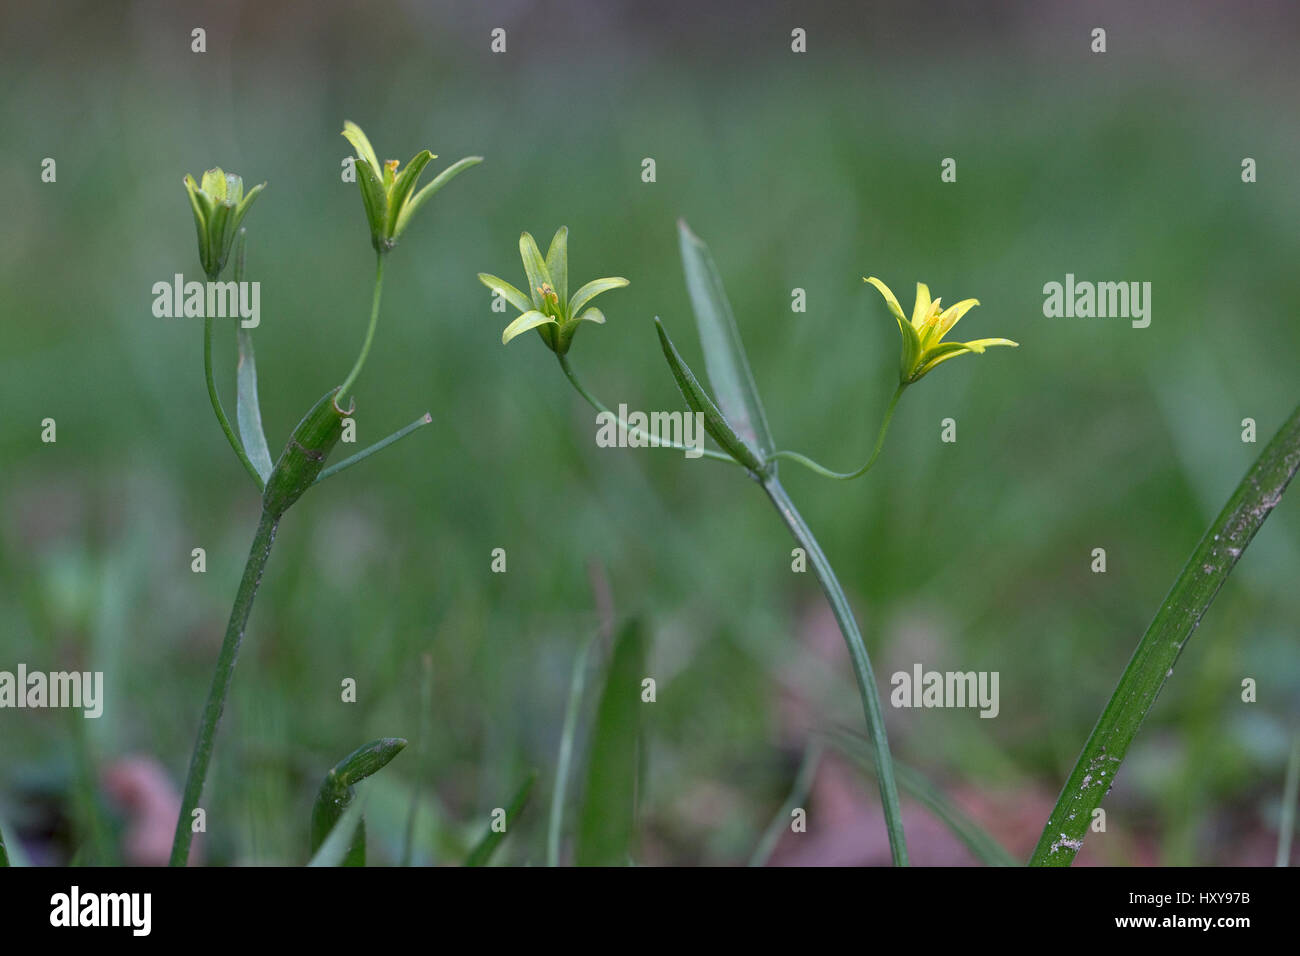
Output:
[
  {"xmin": 262, "ymin": 388, "xmax": 352, "ymax": 518},
  {"xmin": 183, "ymin": 167, "xmax": 265, "ymax": 280}
]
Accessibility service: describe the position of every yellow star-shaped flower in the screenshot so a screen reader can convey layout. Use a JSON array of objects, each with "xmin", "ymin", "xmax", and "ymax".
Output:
[{"xmin": 865, "ymin": 277, "xmax": 1018, "ymax": 385}]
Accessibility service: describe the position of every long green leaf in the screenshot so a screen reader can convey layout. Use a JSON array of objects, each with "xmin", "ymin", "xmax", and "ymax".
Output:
[
  {"xmin": 575, "ymin": 619, "xmax": 646, "ymax": 866},
  {"xmin": 310, "ymin": 737, "xmax": 407, "ymax": 867},
  {"xmin": 464, "ymin": 771, "xmax": 538, "ymax": 867},
  {"xmin": 0, "ymin": 821, "xmax": 9, "ymax": 866},
  {"xmin": 677, "ymin": 219, "xmax": 775, "ymax": 461},
  {"xmin": 655, "ymin": 318, "xmax": 766, "ymax": 473},
  {"xmin": 1030, "ymin": 401, "xmax": 1300, "ymax": 865},
  {"xmin": 233, "ymin": 232, "xmax": 273, "ymax": 482},
  {"xmin": 749, "ymin": 742, "xmax": 822, "ymax": 866}
]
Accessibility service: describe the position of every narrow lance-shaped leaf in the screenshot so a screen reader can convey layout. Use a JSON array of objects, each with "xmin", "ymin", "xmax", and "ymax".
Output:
[
  {"xmin": 655, "ymin": 318, "xmax": 766, "ymax": 473},
  {"xmin": 464, "ymin": 771, "xmax": 538, "ymax": 867},
  {"xmin": 1030, "ymin": 401, "xmax": 1300, "ymax": 866},
  {"xmin": 575, "ymin": 619, "xmax": 646, "ymax": 866},
  {"xmin": 232, "ymin": 232, "xmax": 273, "ymax": 483},
  {"xmin": 310, "ymin": 737, "xmax": 407, "ymax": 867},
  {"xmin": 677, "ymin": 219, "xmax": 775, "ymax": 461}
]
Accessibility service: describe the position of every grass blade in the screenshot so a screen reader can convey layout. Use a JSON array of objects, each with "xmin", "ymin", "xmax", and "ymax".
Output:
[
  {"xmin": 310, "ymin": 737, "xmax": 407, "ymax": 867},
  {"xmin": 464, "ymin": 771, "xmax": 538, "ymax": 867},
  {"xmin": 575, "ymin": 619, "xmax": 646, "ymax": 866},
  {"xmin": 831, "ymin": 730, "xmax": 1019, "ymax": 867},
  {"xmin": 548, "ymin": 635, "xmax": 597, "ymax": 866},
  {"xmin": 677, "ymin": 219, "xmax": 776, "ymax": 460},
  {"xmin": 749, "ymin": 741, "xmax": 822, "ymax": 866},
  {"xmin": 1278, "ymin": 734, "xmax": 1300, "ymax": 866},
  {"xmin": 401, "ymin": 653, "xmax": 434, "ymax": 867},
  {"xmin": 1030, "ymin": 401, "xmax": 1300, "ymax": 865}
]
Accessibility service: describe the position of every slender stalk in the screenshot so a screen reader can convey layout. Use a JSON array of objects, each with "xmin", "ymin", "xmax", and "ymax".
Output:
[
  {"xmin": 204, "ymin": 313, "xmax": 264, "ymax": 490},
  {"xmin": 315, "ymin": 412, "xmax": 433, "ymax": 483},
  {"xmin": 749, "ymin": 740, "xmax": 823, "ymax": 866},
  {"xmin": 1030, "ymin": 401, "xmax": 1300, "ymax": 866},
  {"xmin": 770, "ymin": 385, "xmax": 905, "ymax": 480},
  {"xmin": 170, "ymin": 509, "xmax": 280, "ymax": 866},
  {"xmin": 557, "ymin": 353, "xmax": 738, "ymax": 464},
  {"xmin": 337, "ymin": 253, "xmax": 386, "ymax": 404},
  {"xmin": 761, "ymin": 477, "xmax": 909, "ymax": 865},
  {"xmin": 1278, "ymin": 734, "xmax": 1300, "ymax": 866}
]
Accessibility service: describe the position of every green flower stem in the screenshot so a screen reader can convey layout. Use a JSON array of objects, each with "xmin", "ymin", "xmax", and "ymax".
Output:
[
  {"xmin": 770, "ymin": 384, "xmax": 905, "ymax": 480},
  {"xmin": 1030, "ymin": 400, "xmax": 1300, "ymax": 866},
  {"xmin": 761, "ymin": 476, "xmax": 909, "ymax": 866},
  {"xmin": 336, "ymin": 253, "xmax": 386, "ymax": 404},
  {"xmin": 556, "ymin": 353, "xmax": 738, "ymax": 464},
  {"xmin": 313, "ymin": 412, "xmax": 433, "ymax": 484},
  {"xmin": 169, "ymin": 509, "xmax": 280, "ymax": 866},
  {"xmin": 204, "ymin": 313, "xmax": 265, "ymax": 491}
]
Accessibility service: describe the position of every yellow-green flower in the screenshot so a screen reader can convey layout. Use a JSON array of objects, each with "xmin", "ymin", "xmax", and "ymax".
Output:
[
  {"xmin": 183, "ymin": 168, "xmax": 265, "ymax": 280},
  {"xmin": 865, "ymin": 276, "xmax": 1018, "ymax": 385},
  {"xmin": 478, "ymin": 227, "xmax": 628, "ymax": 354},
  {"xmin": 341, "ymin": 121, "xmax": 481, "ymax": 253}
]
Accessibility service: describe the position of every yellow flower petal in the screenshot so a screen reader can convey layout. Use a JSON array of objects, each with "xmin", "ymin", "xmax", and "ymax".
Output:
[
  {"xmin": 864, "ymin": 277, "xmax": 906, "ymax": 322},
  {"xmin": 911, "ymin": 282, "xmax": 932, "ymax": 328},
  {"xmin": 934, "ymin": 298, "xmax": 980, "ymax": 339}
]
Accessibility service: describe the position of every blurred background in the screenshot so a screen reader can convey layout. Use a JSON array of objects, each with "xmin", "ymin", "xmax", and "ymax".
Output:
[{"xmin": 1, "ymin": 0, "xmax": 1297, "ymax": 865}]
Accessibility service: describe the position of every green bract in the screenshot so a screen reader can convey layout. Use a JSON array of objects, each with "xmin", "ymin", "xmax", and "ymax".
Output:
[
  {"xmin": 478, "ymin": 227, "xmax": 629, "ymax": 354},
  {"xmin": 342, "ymin": 120, "xmax": 482, "ymax": 253},
  {"xmin": 183, "ymin": 168, "xmax": 265, "ymax": 280}
]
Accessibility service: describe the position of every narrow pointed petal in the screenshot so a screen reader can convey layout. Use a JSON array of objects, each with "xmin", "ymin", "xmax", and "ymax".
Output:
[
  {"xmin": 864, "ymin": 276, "xmax": 906, "ymax": 322},
  {"xmin": 911, "ymin": 282, "xmax": 932, "ymax": 328},
  {"xmin": 518, "ymin": 232, "xmax": 552, "ymax": 310},
  {"xmin": 545, "ymin": 226, "xmax": 569, "ymax": 306},
  {"xmin": 502, "ymin": 309, "xmax": 557, "ymax": 345},
  {"xmin": 394, "ymin": 156, "xmax": 481, "ymax": 239},
  {"xmin": 576, "ymin": 306, "xmax": 605, "ymax": 324},
  {"xmin": 385, "ymin": 149, "xmax": 433, "ymax": 234},
  {"xmin": 568, "ymin": 277, "xmax": 629, "ymax": 317},
  {"xmin": 958, "ymin": 336, "xmax": 1019, "ymax": 352},
  {"xmin": 477, "ymin": 273, "xmax": 534, "ymax": 314},
  {"xmin": 341, "ymin": 121, "xmax": 381, "ymax": 179},
  {"xmin": 934, "ymin": 298, "xmax": 980, "ymax": 339},
  {"xmin": 200, "ymin": 168, "xmax": 227, "ymax": 201}
]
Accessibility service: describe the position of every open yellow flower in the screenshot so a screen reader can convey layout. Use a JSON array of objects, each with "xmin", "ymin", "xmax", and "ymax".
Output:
[{"xmin": 865, "ymin": 277, "xmax": 1018, "ymax": 385}]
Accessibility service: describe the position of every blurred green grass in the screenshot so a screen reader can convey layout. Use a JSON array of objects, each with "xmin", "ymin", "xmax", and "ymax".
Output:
[{"xmin": 1, "ymin": 0, "xmax": 1297, "ymax": 864}]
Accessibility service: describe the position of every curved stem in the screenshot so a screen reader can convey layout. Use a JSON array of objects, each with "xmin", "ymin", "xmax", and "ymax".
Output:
[
  {"xmin": 761, "ymin": 477, "xmax": 909, "ymax": 865},
  {"xmin": 556, "ymin": 352, "xmax": 738, "ymax": 464},
  {"xmin": 770, "ymin": 384, "xmax": 905, "ymax": 480},
  {"xmin": 170, "ymin": 509, "xmax": 280, "ymax": 866},
  {"xmin": 337, "ymin": 252, "xmax": 386, "ymax": 404},
  {"xmin": 204, "ymin": 314, "xmax": 265, "ymax": 490}
]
